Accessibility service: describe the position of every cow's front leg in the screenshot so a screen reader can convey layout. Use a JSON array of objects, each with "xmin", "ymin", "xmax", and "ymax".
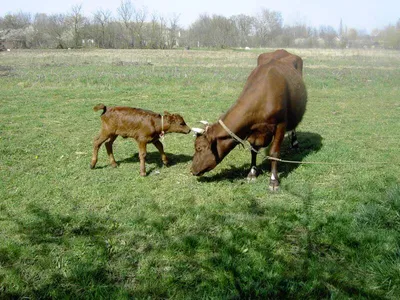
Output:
[
  {"xmin": 247, "ymin": 148, "xmax": 258, "ymax": 181},
  {"xmin": 138, "ymin": 142, "xmax": 148, "ymax": 176},
  {"xmin": 269, "ymin": 123, "xmax": 286, "ymax": 191}
]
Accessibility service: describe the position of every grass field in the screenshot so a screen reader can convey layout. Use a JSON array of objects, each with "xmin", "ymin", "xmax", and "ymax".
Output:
[{"xmin": 1, "ymin": 48, "xmax": 399, "ymax": 299}]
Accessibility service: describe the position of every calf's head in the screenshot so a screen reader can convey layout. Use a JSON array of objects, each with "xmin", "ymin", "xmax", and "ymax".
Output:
[
  {"xmin": 191, "ymin": 133, "xmax": 219, "ymax": 176},
  {"xmin": 164, "ymin": 112, "xmax": 191, "ymax": 134}
]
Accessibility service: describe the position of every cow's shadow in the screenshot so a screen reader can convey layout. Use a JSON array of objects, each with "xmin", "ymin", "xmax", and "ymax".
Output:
[{"xmin": 198, "ymin": 132, "xmax": 323, "ymax": 183}]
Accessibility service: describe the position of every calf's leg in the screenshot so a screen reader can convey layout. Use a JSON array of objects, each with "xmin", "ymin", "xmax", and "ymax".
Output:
[
  {"xmin": 90, "ymin": 132, "xmax": 109, "ymax": 169},
  {"xmin": 153, "ymin": 140, "xmax": 169, "ymax": 166},
  {"xmin": 105, "ymin": 135, "xmax": 118, "ymax": 168},
  {"xmin": 269, "ymin": 123, "xmax": 286, "ymax": 191},
  {"xmin": 138, "ymin": 142, "xmax": 148, "ymax": 176}
]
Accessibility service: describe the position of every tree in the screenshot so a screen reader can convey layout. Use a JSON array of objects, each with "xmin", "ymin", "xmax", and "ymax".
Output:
[
  {"xmin": 117, "ymin": 0, "xmax": 147, "ymax": 48},
  {"xmin": 0, "ymin": 11, "xmax": 31, "ymax": 29},
  {"xmin": 132, "ymin": 6, "xmax": 147, "ymax": 48},
  {"xmin": 382, "ymin": 24, "xmax": 400, "ymax": 49},
  {"xmin": 231, "ymin": 14, "xmax": 255, "ymax": 47},
  {"xmin": 253, "ymin": 9, "xmax": 283, "ymax": 47},
  {"xmin": 188, "ymin": 14, "xmax": 237, "ymax": 48},
  {"xmin": 339, "ymin": 18, "xmax": 343, "ymax": 38},
  {"xmin": 319, "ymin": 25, "xmax": 338, "ymax": 47},
  {"xmin": 47, "ymin": 13, "xmax": 69, "ymax": 48},
  {"xmin": 93, "ymin": 9, "xmax": 112, "ymax": 48},
  {"xmin": 168, "ymin": 14, "xmax": 180, "ymax": 48},
  {"xmin": 117, "ymin": 0, "xmax": 134, "ymax": 47},
  {"xmin": 69, "ymin": 4, "xmax": 85, "ymax": 48}
]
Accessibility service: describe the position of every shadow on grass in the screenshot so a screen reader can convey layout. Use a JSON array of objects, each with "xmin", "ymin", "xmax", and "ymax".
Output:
[
  {"xmin": 92, "ymin": 151, "xmax": 192, "ymax": 171},
  {"xmin": 119, "ymin": 151, "xmax": 192, "ymax": 168},
  {"xmin": 283, "ymin": 187, "xmax": 390, "ymax": 300},
  {"xmin": 1, "ymin": 184, "xmax": 396, "ymax": 299},
  {"xmin": 1, "ymin": 204, "xmax": 128, "ymax": 298},
  {"xmin": 199, "ymin": 131, "xmax": 323, "ymax": 183}
]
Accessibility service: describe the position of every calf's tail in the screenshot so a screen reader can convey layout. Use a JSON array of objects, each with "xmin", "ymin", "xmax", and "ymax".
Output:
[{"xmin": 93, "ymin": 103, "xmax": 107, "ymax": 115}]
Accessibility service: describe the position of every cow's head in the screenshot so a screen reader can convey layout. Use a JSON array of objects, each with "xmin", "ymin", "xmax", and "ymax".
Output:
[
  {"xmin": 164, "ymin": 111, "xmax": 191, "ymax": 134},
  {"xmin": 191, "ymin": 128, "xmax": 219, "ymax": 176}
]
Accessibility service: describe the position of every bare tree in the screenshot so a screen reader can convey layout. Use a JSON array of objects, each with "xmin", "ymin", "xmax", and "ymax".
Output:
[
  {"xmin": 69, "ymin": 4, "xmax": 85, "ymax": 48},
  {"xmin": 319, "ymin": 25, "xmax": 338, "ymax": 47},
  {"xmin": 231, "ymin": 14, "xmax": 255, "ymax": 47},
  {"xmin": 117, "ymin": 0, "xmax": 147, "ymax": 48},
  {"xmin": 147, "ymin": 12, "xmax": 162, "ymax": 48},
  {"xmin": 117, "ymin": 0, "xmax": 134, "ymax": 47},
  {"xmin": 0, "ymin": 11, "xmax": 31, "ymax": 29},
  {"xmin": 132, "ymin": 6, "xmax": 147, "ymax": 48},
  {"xmin": 189, "ymin": 14, "xmax": 237, "ymax": 48},
  {"xmin": 168, "ymin": 13, "xmax": 180, "ymax": 48},
  {"xmin": 93, "ymin": 9, "xmax": 112, "ymax": 48},
  {"xmin": 254, "ymin": 9, "xmax": 283, "ymax": 47},
  {"xmin": 47, "ymin": 13, "xmax": 69, "ymax": 48}
]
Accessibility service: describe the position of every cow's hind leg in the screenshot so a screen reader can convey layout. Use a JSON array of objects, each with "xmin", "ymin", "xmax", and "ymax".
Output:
[
  {"xmin": 290, "ymin": 129, "xmax": 299, "ymax": 149},
  {"xmin": 105, "ymin": 135, "xmax": 118, "ymax": 168},
  {"xmin": 269, "ymin": 123, "xmax": 286, "ymax": 191},
  {"xmin": 153, "ymin": 140, "xmax": 169, "ymax": 166}
]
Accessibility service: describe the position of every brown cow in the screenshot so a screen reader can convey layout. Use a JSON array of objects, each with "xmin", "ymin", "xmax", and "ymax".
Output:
[
  {"xmin": 191, "ymin": 60, "xmax": 307, "ymax": 190},
  {"xmin": 258, "ymin": 49, "xmax": 304, "ymax": 149},
  {"xmin": 90, "ymin": 104, "xmax": 191, "ymax": 176}
]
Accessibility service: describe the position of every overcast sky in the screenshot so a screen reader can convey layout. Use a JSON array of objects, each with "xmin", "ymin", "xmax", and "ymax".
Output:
[{"xmin": 1, "ymin": 0, "xmax": 399, "ymax": 33}]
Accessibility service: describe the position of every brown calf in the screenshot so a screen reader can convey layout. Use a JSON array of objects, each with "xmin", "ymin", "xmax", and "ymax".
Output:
[{"xmin": 90, "ymin": 104, "xmax": 191, "ymax": 176}]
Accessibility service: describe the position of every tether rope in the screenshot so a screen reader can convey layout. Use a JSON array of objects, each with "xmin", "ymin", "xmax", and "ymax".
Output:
[{"xmin": 218, "ymin": 119, "xmax": 398, "ymax": 166}]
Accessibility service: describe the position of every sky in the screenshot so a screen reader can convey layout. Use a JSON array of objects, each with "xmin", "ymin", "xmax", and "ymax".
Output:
[{"xmin": 1, "ymin": 0, "xmax": 399, "ymax": 33}]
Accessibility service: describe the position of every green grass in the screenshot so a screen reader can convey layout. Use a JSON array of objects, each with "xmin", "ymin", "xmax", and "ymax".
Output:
[{"xmin": 1, "ymin": 48, "xmax": 399, "ymax": 299}]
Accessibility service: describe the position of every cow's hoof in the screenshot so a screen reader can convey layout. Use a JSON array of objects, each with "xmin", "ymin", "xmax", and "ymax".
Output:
[
  {"xmin": 163, "ymin": 161, "xmax": 169, "ymax": 167},
  {"xmin": 140, "ymin": 172, "xmax": 147, "ymax": 177},
  {"xmin": 247, "ymin": 167, "xmax": 257, "ymax": 182},
  {"xmin": 247, "ymin": 176, "xmax": 257, "ymax": 182},
  {"xmin": 269, "ymin": 180, "xmax": 280, "ymax": 191},
  {"xmin": 90, "ymin": 164, "xmax": 95, "ymax": 169},
  {"xmin": 111, "ymin": 162, "xmax": 118, "ymax": 168}
]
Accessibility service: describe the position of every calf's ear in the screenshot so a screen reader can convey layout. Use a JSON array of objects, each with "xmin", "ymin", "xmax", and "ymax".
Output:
[{"xmin": 164, "ymin": 111, "xmax": 171, "ymax": 116}]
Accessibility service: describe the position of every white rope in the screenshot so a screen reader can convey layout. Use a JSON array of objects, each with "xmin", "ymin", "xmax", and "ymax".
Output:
[{"xmin": 218, "ymin": 119, "xmax": 398, "ymax": 166}]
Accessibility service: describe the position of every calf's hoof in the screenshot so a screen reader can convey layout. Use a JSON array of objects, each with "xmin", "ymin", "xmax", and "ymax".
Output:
[
  {"xmin": 111, "ymin": 162, "xmax": 118, "ymax": 168},
  {"xmin": 90, "ymin": 163, "xmax": 95, "ymax": 169},
  {"xmin": 269, "ymin": 180, "xmax": 280, "ymax": 192}
]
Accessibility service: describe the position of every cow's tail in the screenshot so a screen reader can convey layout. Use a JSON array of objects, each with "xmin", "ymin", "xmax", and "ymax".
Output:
[{"xmin": 93, "ymin": 103, "xmax": 107, "ymax": 115}]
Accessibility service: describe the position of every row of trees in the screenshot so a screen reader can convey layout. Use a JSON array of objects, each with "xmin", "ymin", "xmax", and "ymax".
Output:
[{"xmin": 1, "ymin": 1, "xmax": 399, "ymax": 50}]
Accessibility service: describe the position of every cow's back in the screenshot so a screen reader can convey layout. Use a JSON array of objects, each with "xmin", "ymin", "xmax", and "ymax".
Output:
[
  {"xmin": 257, "ymin": 49, "xmax": 303, "ymax": 75},
  {"xmin": 236, "ymin": 61, "xmax": 307, "ymax": 131}
]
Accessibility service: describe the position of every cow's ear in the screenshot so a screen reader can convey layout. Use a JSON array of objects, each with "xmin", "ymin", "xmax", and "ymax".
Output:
[{"xmin": 164, "ymin": 111, "xmax": 171, "ymax": 116}]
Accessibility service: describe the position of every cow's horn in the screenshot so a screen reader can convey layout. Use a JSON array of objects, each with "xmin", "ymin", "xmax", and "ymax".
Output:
[
  {"xmin": 199, "ymin": 120, "xmax": 209, "ymax": 125},
  {"xmin": 191, "ymin": 127, "xmax": 205, "ymax": 134}
]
